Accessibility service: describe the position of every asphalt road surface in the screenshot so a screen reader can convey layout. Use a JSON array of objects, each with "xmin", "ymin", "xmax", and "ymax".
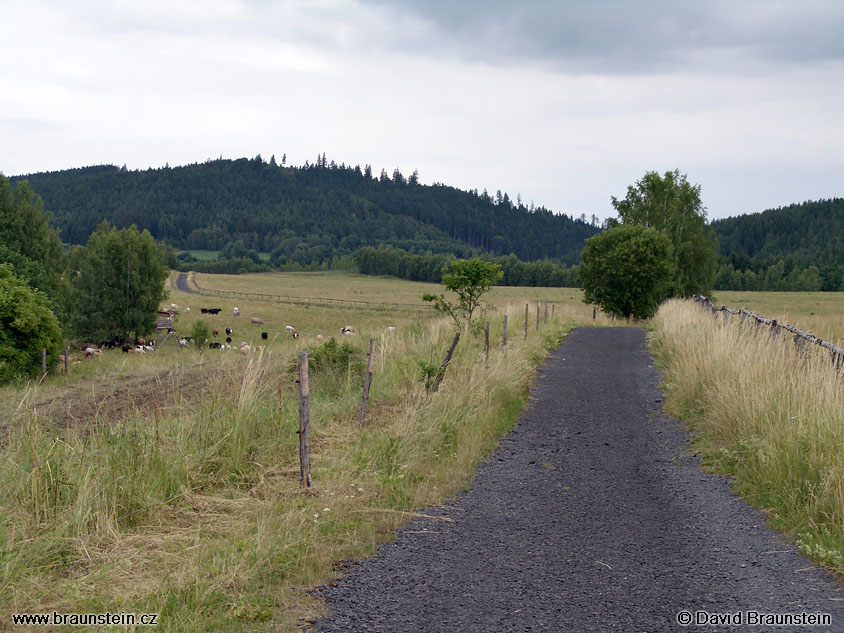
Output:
[{"xmin": 317, "ymin": 327, "xmax": 844, "ymax": 632}]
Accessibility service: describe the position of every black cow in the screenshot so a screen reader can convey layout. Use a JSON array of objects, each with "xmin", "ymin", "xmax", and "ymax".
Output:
[{"xmin": 261, "ymin": 332, "xmax": 268, "ymax": 340}]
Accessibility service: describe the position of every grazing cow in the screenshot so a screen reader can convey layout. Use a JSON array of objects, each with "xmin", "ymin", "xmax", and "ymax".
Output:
[
  {"xmin": 200, "ymin": 308, "xmax": 208, "ymax": 314},
  {"xmin": 225, "ymin": 336, "xmax": 232, "ymax": 344},
  {"xmin": 170, "ymin": 303, "xmax": 179, "ymax": 310},
  {"xmin": 208, "ymin": 308, "xmax": 222, "ymax": 315},
  {"xmin": 209, "ymin": 342, "xmax": 222, "ymax": 349},
  {"xmin": 316, "ymin": 334, "xmax": 324, "ymax": 341},
  {"xmin": 233, "ymin": 307, "xmax": 240, "ymax": 317},
  {"xmin": 121, "ymin": 344, "xmax": 132, "ymax": 353},
  {"xmin": 251, "ymin": 317, "xmax": 264, "ymax": 325},
  {"xmin": 284, "ymin": 325, "xmax": 295, "ymax": 332},
  {"xmin": 239, "ymin": 342, "xmax": 251, "ymax": 355},
  {"xmin": 84, "ymin": 347, "xmax": 102, "ymax": 358},
  {"xmin": 386, "ymin": 326, "xmax": 396, "ymax": 333},
  {"xmin": 291, "ymin": 330, "xmax": 299, "ymax": 338},
  {"xmin": 185, "ymin": 307, "xmax": 190, "ymax": 313},
  {"xmin": 136, "ymin": 337, "xmax": 146, "ymax": 346},
  {"xmin": 261, "ymin": 332, "xmax": 268, "ymax": 340},
  {"xmin": 178, "ymin": 338, "xmax": 189, "ymax": 347},
  {"xmin": 225, "ymin": 328, "xmax": 232, "ymax": 335},
  {"xmin": 341, "ymin": 326, "xmax": 355, "ymax": 335},
  {"xmin": 212, "ymin": 328, "xmax": 219, "ymax": 338}
]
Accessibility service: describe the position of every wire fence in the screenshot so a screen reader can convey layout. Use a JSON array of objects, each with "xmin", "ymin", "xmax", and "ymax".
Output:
[{"xmin": 692, "ymin": 294, "xmax": 844, "ymax": 369}]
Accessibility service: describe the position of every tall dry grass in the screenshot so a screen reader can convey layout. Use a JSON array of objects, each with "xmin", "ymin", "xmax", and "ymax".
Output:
[
  {"xmin": 652, "ymin": 298, "xmax": 844, "ymax": 573},
  {"xmin": 0, "ymin": 301, "xmax": 579, "ymax": 631}
]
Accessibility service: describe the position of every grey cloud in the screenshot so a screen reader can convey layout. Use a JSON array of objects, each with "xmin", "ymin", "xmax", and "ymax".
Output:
[{"xmin": 357, "ymin": 0, "xmax": 844, "ymax": 72}]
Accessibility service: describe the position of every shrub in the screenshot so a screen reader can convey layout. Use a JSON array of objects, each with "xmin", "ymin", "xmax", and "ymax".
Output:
[
  {"xmin": 0, "ymin": 264, "xmax": 62, "ymax": 383},
  {"xmin": 189, "ymin": 320, "xmax": 211, "ymax": 347}
]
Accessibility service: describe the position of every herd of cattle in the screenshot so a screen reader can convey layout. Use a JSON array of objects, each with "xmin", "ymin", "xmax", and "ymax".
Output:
[{"xmin": 66, "ymin": 304, "xmax": 363, "ymax": 362}]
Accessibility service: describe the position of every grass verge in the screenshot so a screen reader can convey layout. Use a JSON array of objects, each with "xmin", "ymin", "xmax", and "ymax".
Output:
[
  {"xmin": 1, "ymin": 304, "xmax": 578, "ymax": 632},
  {"xmin": 651, "ymin": 298, "xmax": 844, "ymax": 576}
]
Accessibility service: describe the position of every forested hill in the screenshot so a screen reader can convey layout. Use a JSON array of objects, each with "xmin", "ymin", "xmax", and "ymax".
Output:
[
  {"xmin": 713, "ymin": 198, "xmax": 844, "ymax": 264},
  {"xmin": 710, "ymin": 198, "xmax": 844, "ymax": 291},
  {"xmin": 10, "ymin": 157, "xmax": 599, "ymax": 265}
]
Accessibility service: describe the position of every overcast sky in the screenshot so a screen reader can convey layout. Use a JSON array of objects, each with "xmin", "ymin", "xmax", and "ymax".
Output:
[{"xmin": 1, "ymin": 0, "xmax": 842, "ymax": 221}]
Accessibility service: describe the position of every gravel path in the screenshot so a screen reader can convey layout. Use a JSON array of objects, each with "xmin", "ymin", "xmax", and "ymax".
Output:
[
  {"xmin": 174, "ymin": 272, "xmax": 196, "ymax": 294},
  {"xmin": 317, "ymin": 327, "xmax": 844, "ymax": 632}
]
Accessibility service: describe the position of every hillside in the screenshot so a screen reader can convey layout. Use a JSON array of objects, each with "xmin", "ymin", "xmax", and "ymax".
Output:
[
  {"xmin": 713, "ymin": 198, "xmax": 844, "ymax": 264},
  {"xmin": 712, "ymin": 198, "xmax": 844, "ymax": 291},
  {"xmin": 10, "ymin": 157, "xmax": 599, "ymax": 266}
]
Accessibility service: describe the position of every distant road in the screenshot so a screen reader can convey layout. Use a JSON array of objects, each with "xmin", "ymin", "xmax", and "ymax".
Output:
[
  {"xmin": 175, "ymin": 272, "xmax": 196, "ymax": 294},
  {"xmin": 318, "ymin": 328, "xmax": 844, "ymax": 632}
]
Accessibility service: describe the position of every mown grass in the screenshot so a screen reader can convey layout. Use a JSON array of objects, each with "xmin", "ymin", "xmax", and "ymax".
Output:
[
  {"xmin": 191, "ymin": 271, "xmax": 592, "ymax": 318},
  {"xmin": 0, "ymin": 272, "xmax": 593, "ymax": 632},
  {"xmin": 652, "ymin": 297, "xmax": 844, "ymax": 576}
]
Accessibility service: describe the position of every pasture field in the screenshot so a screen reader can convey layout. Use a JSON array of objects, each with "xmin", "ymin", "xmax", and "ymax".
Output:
[
  {"xmin": 652, "ymin": 294, "xmax": 844, "ymax": 579},
  {"xmin": 712, "ymin": 290, "xmax": 844, "ymax": 345},
  {"xmin": 0, "ymin": 272, "xmax": 602, "ymax": 632},
  {"xmin": 180, "ymin": 250, "xmax": 271, "ymax": 262},
  {"xmin": 192, "ymin": 270, "xmax": 593, "ymax": 318}
]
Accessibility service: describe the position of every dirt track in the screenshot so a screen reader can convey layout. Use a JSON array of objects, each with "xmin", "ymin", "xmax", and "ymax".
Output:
[{"xmin": 317, "ymin": 327, "xmax": 844, "ymax": 632}]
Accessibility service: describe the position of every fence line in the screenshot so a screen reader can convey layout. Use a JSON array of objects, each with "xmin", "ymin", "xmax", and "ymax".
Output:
[{"xmin": 692, "ymin": 294, "xmax": 844, "ymax": 364}]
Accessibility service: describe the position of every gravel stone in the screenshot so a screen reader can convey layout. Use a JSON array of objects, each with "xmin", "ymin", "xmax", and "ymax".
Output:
[{"xmin": 316, "ymin": 327, "xmax": 844, "ymax": 632}]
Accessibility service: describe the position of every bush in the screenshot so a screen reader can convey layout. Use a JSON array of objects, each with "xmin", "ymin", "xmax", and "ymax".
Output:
[
  {"xmin": 308, "ymin": 338, "xmax": 364, "ymax": 375},
  {"xmin": 0, "ymin": 264, "xmax": 63, "ymax": 383},
  {"xmin": 189, "ymin": 320, "xmax": 211, "ymax": 347}
]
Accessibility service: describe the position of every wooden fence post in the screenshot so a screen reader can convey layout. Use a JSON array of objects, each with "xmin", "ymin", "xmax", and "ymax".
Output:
[
  {"xmin": 432, "ymin": 332, "xmax": 460, "ymax": 392},
  {"xmin": 502, "ymin": 315, "xmax": 508, "ymax": 352},
  {"xmin": 524, "ymin": 303, "xmax": 528, "ymax": 338},
  {"xmin": 41, "ymin": 348, "xmax": 47, "ymax": 380},
  {"xmin": 593, "ymin": 306, "xmax": 596, "ymax": 320},
  {"xmin": 484, "ymin": 321, "xmax": 490, "ymax": 368},
  {"xmin": 64, "ymin": 345, "xmax": 69, "ymax": 375},
  {"xmin": 551, "ymin": 304, "xmax": 555, "ymax": 318},
  {"xmin": 544, "ymin": 300, "xmax": 548, "ymax": 323},
  {"xmin": 358, "ymin": 338, "xmax": 375, "ymax": 427},
  {"xmin": 298, "ymin": 351, "xmax": 312, "ymax": 488},
  {"xmin": 536, "ymin": 302, "xmax": 540, "ymax": 331}
]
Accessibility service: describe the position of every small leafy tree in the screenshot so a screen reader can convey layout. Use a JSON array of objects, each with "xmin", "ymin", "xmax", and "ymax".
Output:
[
  {"xmin": 0, "ymin": 264, "xmax": 62, "ymax": 383},
  {"xmin": 189, "ymin": 320, "xmax": 211, "ymax": 348},
  {"xmin": 70, "ymin": 223, "xmax": 169, "ymax": 342},
  {"xmin": 423, "ymin": 258, "xmax": 503, "ymax": 329},
  {"xmin": 579, "ymin": 224, "xmax": 675, "ymax": 320}
]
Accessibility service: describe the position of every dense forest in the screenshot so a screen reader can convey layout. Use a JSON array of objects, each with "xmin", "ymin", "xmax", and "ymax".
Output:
[
  {"xmin": 8, "ymin": 157, "xmax": 843, "ymax": 291},
  {"xmin": 712, "ymin": 199, "xmax": 844, "ymax": 291},
  {"xmin": 11, "ymin": 155, "xmax": 599, "ymax": 269}
]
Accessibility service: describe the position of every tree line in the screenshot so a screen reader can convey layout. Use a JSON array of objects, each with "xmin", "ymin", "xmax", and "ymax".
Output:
[
  {"xmin": 355, "ymin": 246, "xmax": 579, "ymax": 287},
  {"xmin": 0, "ymin": 175, "xmax": 168, "ymax": 383},
  {"xmin": 711, "ymin": 199, "xmax": 844, "ymax": 291},
  {"xmin": 13, "ymin": 155, "xmax": 600, "ymax": 266}
]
